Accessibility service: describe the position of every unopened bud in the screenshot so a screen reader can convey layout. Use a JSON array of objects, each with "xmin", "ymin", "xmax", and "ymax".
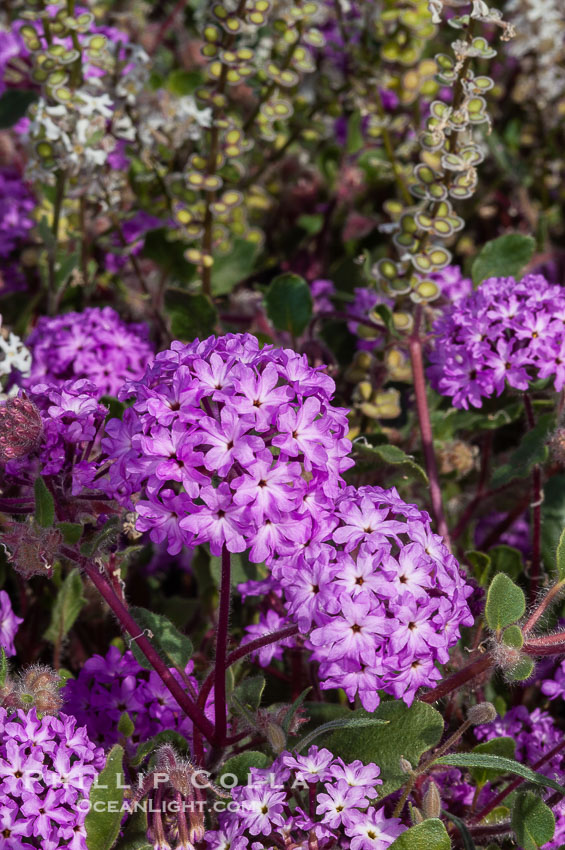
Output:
[
  {"xmin": 437, "ymin": 440, "xmax": 478, "ymax": 478},
  {"xmin": 16, "ymin": 664, "xmax": 63, "ymax": 715},
  {"xmin": 2, "ymin": 518, "xmax": 62, "ymax": 579},
  {"xmin": 410, "ymin": 805, "xmax": 423, "ymax": 825},
  {"xmin": 467, "ymin": 701, "xmax": 497, "ymax": 726},
  {"xmin": 0, "ymin": 394, "xmax": 43, "ymax": 461},
  {"xmin": 266, "ymin": 721, "xmax": 287, "ymax": 754},
  {"xmin": 422, "ymin": 780, "xmax": 442, "ymax": 819},
  {"xmin": 400, "ymin": 757, "xmax": 414, "ymax": 774}
]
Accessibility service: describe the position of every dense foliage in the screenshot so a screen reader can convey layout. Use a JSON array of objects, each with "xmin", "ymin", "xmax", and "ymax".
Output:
[{"xmin": 1, "ymin": 1, "xmax": 565, "ymax": 849}]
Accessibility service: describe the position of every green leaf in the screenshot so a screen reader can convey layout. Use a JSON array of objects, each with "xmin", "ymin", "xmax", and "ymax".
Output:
[
  {"xmin": 56, "ymin": 522, "xmax": 83, "ymax": 545},
  {"xmin": 118, "ymin": 711, "xmax": 135, "ymax": 738},
  {"xmin": 34, "ymin": 477, "xmax": 55, "ymax": 528},
  {"xmin": 556, "ymin": 526, "xmax": 565, "ymax": 582},
  {"xmin": 44, "ymin": 568, "xmax": 86, "ymax": 646},
  {"xmin": 434, "ymin": 754, "xmax": 565, "ymax": 795},
  {"xmin": 0, "ymin": 648, "xmax": 7, "ymax": 689},
  {"xmin": 484, "ymin": 573, "xmax": 526, "ymax": 631},
  {"xmin": 265, "ymin": 273, "xmax": 313, "ymax": 337},
  {"xmin": 326, "ymin": 702, "xmax": 444, "ymax": 796},
  {"xmin": 211, "ymin": 238, "xmax": 258, "ymax": 296},
  {"xmin": 352, "ymin": 440, "xmax": 428, "ymax": 485},
  {"xmin": 465, "ymin": 550, "xmax": 491, "ymax": 586},
  {"xmin": 221, "ymin": 751, "xmax": 270, "ymax": 785},
  {"xmin": 117, "ymin": 808, "xmax": 151, "ymax": 850},
  {"xmin": 511, "ymin": 791, "xmax": 555, "ymax": 850},
  {"xmin": 295, "ymin": 715, "xmax": 389, "ymax": 754},
  {"xmin": 85, "ymin": 744, "xmax": 125, "ymax": 850},
  {"xmin": 469, "ymin": 737, "xmax": 516, "ymax": 785},
  {"xmin": 542, "ymin": 475, "xmax": 565, "ymax": 575},
  {"xmin": 55, "ymin": 250, "xmax": 79, "ymax": 289},
  {"xmin": 507, "ymin": 656, "xmax": 535, "ymax": 682},
  {"xmin": 131, "ymin": 730, "xmax": 191, "ymax": 768},
  {"xmin": 346, "ymin": 111, "xmax": 365, "ymax": 154},
  {"xmin": 501, "ymin": 625, "xmax": 524, "ymax": 649},
  {"xmin": 164, "ymin": 289, "xmax": 217, "ymax": 341},
  {"xmin": 442, "ymin": 810, "xmax": 476, "ymax": 850},
  {"xmin": 0, "ymin": 89, "xmax": 38, "ymax": 129},
  {"xmin": 489, "ymin": 545, "xmax": 523, "ymax": 582},
  {"xmin": 490, "ymin": 413, "xmax": 553, "ymax": 488},
  {"xmin": 471, "ymin": 233, "xmax": 535, "ymax": 286},
  {"xmin": 166, "ymin": 69, "xmax": 201, "ymax": 95},
  {"xmin": 297, "ymin": 214, "xmax": 324, "ymax": 235},
  {"xmin": 389, "ymin": 818, "xmax": 451, "ymax": 850},
  {"xmin": 128, "ymin": 606, "xmax": 193, "ymax": 671},
  {"xmin": 233, "ymin": 675, "xmax": 265, "ymax": 712},
  {"xmin": 80, "ymin": 516, "xmax": 120, "ymax": 557}
]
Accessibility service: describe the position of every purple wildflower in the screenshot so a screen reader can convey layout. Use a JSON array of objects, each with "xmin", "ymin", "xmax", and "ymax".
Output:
[
  {"xmin": 0, "ymin": 590, "xmax": 23, "ymax": 657},
  {"xmin": 25, "ymin": 307, "xmax": 154, "ymax": 398},
  {"xmin": 0, "ymin": 707, "xmax": 104, "ymax": 850},
  {"xmin": 428, "ymin": 274, "xmax": 565, "ymax": 409}
]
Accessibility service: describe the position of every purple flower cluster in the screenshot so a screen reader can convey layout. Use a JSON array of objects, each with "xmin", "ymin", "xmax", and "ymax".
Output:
[
  {"xmin": 0, "ymin": 168, "xmax": 36, "ymax": 295},
  {"xmin": 206, "ymin": 745, "xmax": 404, "ymax": 850},
  {"xmin": 475, "ymin": 705, "xmax": 564, "ymax": 778},
  {"xmin": 4, "ymin": 379, "xmax": 107, "ymax": 494},
  {"xmin": 62, "ymin": 646, "xmax": 200, "ymax": 752},
  {"xmin": 25, "ymin": 307, "xmax": 154, "ymax": 398},
  {"xmin": 0, "ymin": 169, "xmax": 35, "ymax": 258},
  {"xmin": 0, "ymin": 589, "xmax": 23, "ymax": 657},
  {"xmin": 0, "ymin": 707, "xmax": 105, "ymax": 850},
  {"xmin": 94, "ymin": 333, "xmax": 353, "ymax": 560},
  {"xmin": 428, "ymin": 274, "xmax": 565, "ymax": 409},
  {"xmin": 475, "ymin": 704, "xmax": 565, "ymax": 849},
  {"xmin": 243, "ymin": 485, "xmax": 473, "ymax": 708}
]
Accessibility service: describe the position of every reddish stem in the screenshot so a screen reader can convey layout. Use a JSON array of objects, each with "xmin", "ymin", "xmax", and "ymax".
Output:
[
  {"xmin": 419, "ymin": 653, "xmax": 494, "ymax": 704},
  {"xmin": 67, "ymin": 549, "xmax": 214, "ymax": 741},
  {"xmin": 213, "ymin": 545, "xmax": 231, "ymax": 746},
  {"xmin": 408, "ymin": 313, "xmax": 451, "ymax": 548},
  {"xmin": 198, "ymin": 624, "xmax": 299, "ymax": 710}
]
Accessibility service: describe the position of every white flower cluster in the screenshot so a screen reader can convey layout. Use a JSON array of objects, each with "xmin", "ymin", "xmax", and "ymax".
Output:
[
  {"xmin": 0, "ymin": 317, "xmax": 31, "ymax": 391},
  {"xmin": 506, "ymin": 0, "xmax": 565, "ymax": 115}
]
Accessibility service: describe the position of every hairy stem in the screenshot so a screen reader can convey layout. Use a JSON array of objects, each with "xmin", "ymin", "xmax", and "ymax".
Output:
[
  {"xmin": 419, "ymin": 653, "xmax": 494, "ymax": 704},
  {"xmin": 66, "ymin": 549, "xmax": 215, "ymax": 741},
  {"xmin": 213, "ymin": 544, "xmax": 231, "ymax": 746}
]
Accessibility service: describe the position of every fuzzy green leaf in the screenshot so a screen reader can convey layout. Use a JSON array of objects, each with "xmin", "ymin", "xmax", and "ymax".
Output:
[
  {"xmin": 221, "ymin": 751, "xmax": 270, "ymax": 785},
  {"xmin": 85, "ymin": 744, "xmax": 125, "ymax": 850},
  {"xmin": 511, "ymin": 791, "xmax": 555, "ymax": 850},
  {"xmin": 435, "ymin": 754, "xmax": 565, "ymax": 795},
  {"xmin": 129, "ymin": 606, "xmax": 193, "ymax": 671},
  {"xmin": 484, "ymin": 573, "xmax": 525, "ymax": 631},
  {"xmin": 468, "ymin": 737, "xmax": 516, "ymax": 785},
  {"xmin": 44, "ymin": 568, "xmax": 86, "ymax": 646},
  {"xmin": 34, "ymin": 477, "xmax": 55, "ymax": 528},
  {"xmin": 471, "ymin": 233, "xmax": 535, "ymax": 285},
  {"xmin": 265, "ymin": 273, "xmax": 313, "ymax": 337},
  {"xmin": 389, "ymin": 818, "xmax": 451, "ymax": 850},
  {"xmin": 326, "ymin": 702, "xmax": 444, "ymax": 796}
]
